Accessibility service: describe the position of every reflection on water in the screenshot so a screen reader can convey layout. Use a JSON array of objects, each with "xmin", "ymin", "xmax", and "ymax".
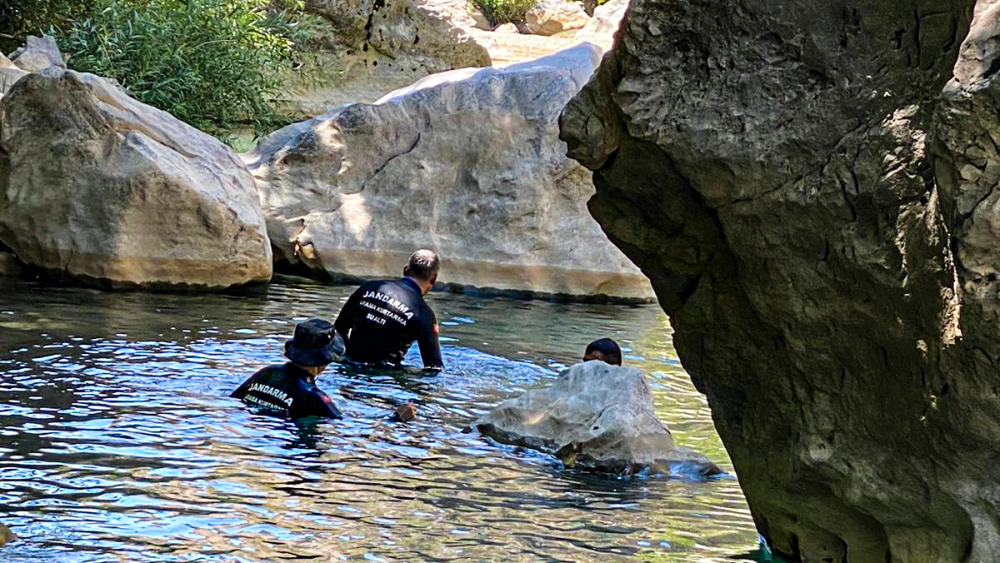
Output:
[{"xmin": 0, "ymin": 277, "xmax": 765, "ymax": 562}]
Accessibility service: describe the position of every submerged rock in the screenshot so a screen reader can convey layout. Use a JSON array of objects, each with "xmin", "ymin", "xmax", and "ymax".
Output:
[
  {"xmin": 525, "ymin": 0, "xmax": 591, "ymax": 36},
  {"xmin": 0, "ymin": 68, "xmax": 272, "ymax": 289},
  {"xmin": 246, "ymin": 43, "xmax": 652, "ymax": 301},
  {"xmin": 561, "ymin": 0, "xmax": 1000, "ymax": 561},
  {"xmin": 8, "ymin": 35, "xmax": 64, "ymax": 73},
  {"xmin": 474, "ymin": 361, "xmax": 720, "ymax": 475},
  {"xmin": 0, "ymin": 522, "xmax": 15, "ymax": 546}
]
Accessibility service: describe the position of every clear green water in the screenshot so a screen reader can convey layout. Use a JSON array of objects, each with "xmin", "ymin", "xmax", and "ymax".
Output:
[{"xmin": 0, "ymin": 277, "xmax": 767, "ymax": 562}]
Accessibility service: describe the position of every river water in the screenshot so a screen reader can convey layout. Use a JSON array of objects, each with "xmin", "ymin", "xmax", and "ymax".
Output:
[{"xmin": 0, "ymin": 276, "xmax": 772, "ymax": 562}]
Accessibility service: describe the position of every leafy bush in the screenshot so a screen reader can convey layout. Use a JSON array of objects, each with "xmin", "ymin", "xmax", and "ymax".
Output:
[
  {"xmin": 471, "ymin": 0, "xmax": 537, "ymax": 26},
  {"xmin": 56, "ymin": 0, "xmax": 301, "ymax": 136},
  {"xmin": 0, "ymin": 0, "xmax": 98, "ymax": 54}
]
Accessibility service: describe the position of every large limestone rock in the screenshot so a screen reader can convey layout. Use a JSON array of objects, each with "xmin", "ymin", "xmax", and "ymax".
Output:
[
  {"xmin": 561, "ymin": 0, "xmax": 1000, "ymax": 562},
  {"xmin": 0, "ymin": 68, "xmax": 273, "ymax": 289},
  {"xmin": 525, "ymin": 0, "xmax": 591, "ymax": 36},
  {"xmin": 247, "ymin": 43, "xmax": 652, "ymax": 300},
  {"xmin": 286, "ymin": 0, "xmax": 492, "ymax": 116},
  {"xmin": 8, "ymin": 35, "xmax": 65, "ymax": 73},
  {"xmin": 474, "ymin": 361, "xmax": 720, "ymax": 474}
]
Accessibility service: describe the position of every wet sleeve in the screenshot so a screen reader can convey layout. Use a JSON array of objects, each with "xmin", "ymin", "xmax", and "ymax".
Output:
[
  {"xmin": 416, "ymin": 309, "xmax": 444, "ymax": 371},
  {"xmin": 301, "ymin": 390, "xmax": 343, "ymax": 419},
  {"xmin": 334, "ymin": 286, "xmax": 363, "ymax": 341}
]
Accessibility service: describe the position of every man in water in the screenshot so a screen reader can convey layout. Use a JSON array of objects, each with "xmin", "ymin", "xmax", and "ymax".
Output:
[
  {"xmin": 231, "ymin": 318, "xmax": 343, "ymax": 420},
  {"xmin": 231, "ymin": 319, "xmax": 418, "ymax": 421},
  {"xmin": 583, "ymin": 338, "xmax": 623, "ymax": 366},
  {"xmin": 333, "ymin": 249, "xmax": 444, "ymax": 371}
]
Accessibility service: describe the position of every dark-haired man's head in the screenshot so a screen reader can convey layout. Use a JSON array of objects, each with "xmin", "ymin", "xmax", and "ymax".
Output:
[
  {"xmin": 403, "ymin": 249, "xmax": 440, "ymax": 295},
  {"xmin": 583, "ymin": 338, "xmax": 623, "ymax": 366}
]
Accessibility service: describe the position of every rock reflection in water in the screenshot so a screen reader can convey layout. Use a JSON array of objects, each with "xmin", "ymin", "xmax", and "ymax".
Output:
[{"xmin": 0, "ymin": 277, "xmax": 760, "ymax": 562}]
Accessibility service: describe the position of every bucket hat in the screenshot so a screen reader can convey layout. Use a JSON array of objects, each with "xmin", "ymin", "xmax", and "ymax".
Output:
[{"xmin": 284, "ymin": 318, "xmax": 338, "ymax": 367}]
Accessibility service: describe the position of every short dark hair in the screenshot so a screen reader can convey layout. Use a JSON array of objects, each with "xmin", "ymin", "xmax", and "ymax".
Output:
[
  {"xmin": 584, "ymin": 338, "xmax": 622, "ymax": 366},
  {"xmin": 406, "ymin": 249, "xmax": 440, "ymax": 281}
]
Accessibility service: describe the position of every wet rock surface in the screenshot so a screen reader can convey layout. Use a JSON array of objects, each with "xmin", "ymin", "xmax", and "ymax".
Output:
[
  {"xmin": 0, "ymin": 68, "xmax": 272, "ymax": 290},
  {"xmin": 561, "ymin": 0, "xmax": 1000, "ymax": 561},
  {"xmin": 247, "ymin": 43, "xmax": 652, "ymax": 301},
  {"xmin": 0, "ymin": 522, "xmax": 15, "ymax": 547},
  {"xmin": 474, "ymin": 360, "xmax": 719, "ymax": 475}
]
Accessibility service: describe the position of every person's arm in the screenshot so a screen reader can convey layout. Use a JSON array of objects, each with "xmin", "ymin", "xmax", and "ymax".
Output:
[
  {"xmin": 296, "ymin": 390, "xmax": 343, "ymax": 419},
  {"xmin": 333, "ymin": 286, "xmax": 363, "ymax": 343},
  {"xmin": 416, "ymin": 310, "xmax": 444, "ymax": 371}
]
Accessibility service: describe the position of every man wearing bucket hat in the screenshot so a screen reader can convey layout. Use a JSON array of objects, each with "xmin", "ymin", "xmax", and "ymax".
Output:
[
  {"xmin": 230, "ymin": 318, "xmax": 344, "ymax": 420},
  {"xmin": 231, "ymin": 319, "xmax": 419, "ymax": 422}
]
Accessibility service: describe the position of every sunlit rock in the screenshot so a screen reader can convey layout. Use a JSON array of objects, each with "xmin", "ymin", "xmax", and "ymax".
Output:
[
  {"xmin": 8, "ymin": 35, "xmax": 64, "ymax": 73},
  {"xmin": 572, "ymin": 0, "xmax": 628, "ymax": 52},
  {"xmin": 0, "ymin": 68, "xmax": 272, "ymax": 289},
  {"xmin": 525, "ymin": 0, "xmax": 591, "ymax": 36},
  {"xmin": 284, "ymin": 0, "xmax": 492, "ymax": 117},
  {"xmin": 474, "ymin": 360, "xmax": 720, "ymax": 475},
  {"xmin": 560, "ymin": 0, "xmax": 1000, "ymax": 561},
  {"xmin": 246, "ymin": 43, "xmax": 653, "ymax": 301}
]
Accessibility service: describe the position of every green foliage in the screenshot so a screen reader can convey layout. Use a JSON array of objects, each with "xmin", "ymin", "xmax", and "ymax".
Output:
[
  {"xmin": 471, "ymin": 0, "xmax": 537, "ymax": 26},
  {"xmin": 57, "ymin": 0, "xmax": 301, "ymax": 136},
  {"xmin": 0, "ymin": 0, "xmax": 98, "ymax": 54}
]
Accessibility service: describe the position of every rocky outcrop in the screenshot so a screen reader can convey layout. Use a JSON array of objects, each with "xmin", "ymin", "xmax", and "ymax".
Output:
[
  {"xmin": 0, "ymin": 68, "xmax": 272, "ymax": 289},
  {"xmin": 572, "ymin": 0, "xmax": 628, "ymax": 52},
  {"xmin": 561, "ymin": 0, "xmax": 1000, "ymax": 562},
  {"xmin": 8, "ymin": 35, "xmax": 65, "ymax": 73},
  {"xmin": 474, "ymin": 360, "xmax": 720, "ymax": 475},
  {"xmin": 284, "ymin": 0, "xmax": 492, "ymax": 116},
  {"xmin": 247, "ymin": 43, "xmax": 652, "ymax": 300},
  {"xmin": 525, "ymin": 0, "xmax": 591, "ymax": 36}
]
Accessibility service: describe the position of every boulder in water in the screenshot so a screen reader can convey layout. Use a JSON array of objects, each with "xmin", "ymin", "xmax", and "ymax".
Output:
[
  {"xmin": 0, "ymin": 68, "xmax": 272, "ymax": 289},
  {"xmin": 0, "ymin": 522, "xmax": 15, "ymax": 546},
  {"xmin": 473, "ymin": 360, "xmax": 721, "ymax": 475},
  {"xmin": 246, "ymin": 43, "xmax": 652, "ymax": 301}
]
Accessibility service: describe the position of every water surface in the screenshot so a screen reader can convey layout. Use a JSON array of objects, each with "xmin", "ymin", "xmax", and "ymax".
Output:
[{"xmin": 0, "ymin": 277, "xmax": 764, "ymax": 562}]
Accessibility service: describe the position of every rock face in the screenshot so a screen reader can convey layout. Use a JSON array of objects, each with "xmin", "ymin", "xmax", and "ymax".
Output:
[
  {"xmin": 474, "ymin": 360, "xmax": 719, "ymax": 474},
  {"xmin": 247, "ymin": 43, "xmax": 652, "ymax": 300},
  {"xmin": 525, "ymin": 0, "xmax": 591, "ymax": 36},
  {"xmin": 8, "ymin": 35, "xmax": 65, "ymax": 73},
  {"xmin": 286, "ymin": 0, "xmax": 492, "ymax": 116},
  {"xmin": 561, "ymin": 0, "xmax": 1000, "ymax": 562},
  {"xmin": 0, "ymin": 68, "xmax": 272, "ymax": 289}
]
